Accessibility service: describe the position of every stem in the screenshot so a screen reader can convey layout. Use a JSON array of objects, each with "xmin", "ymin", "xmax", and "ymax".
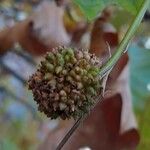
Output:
[
  {"xmin": 56, "ymin": 1, "xmax": 149, "ymax": 149},
  {"xmin": 100, "ymin": 0, "xmax": 150, "ymax": 76},
  {"xmin": 56, "ymin": 116, "xmax": 84, "ymax": 150},
  {"xmin": 56, "ymin": 94, "xmax": 103, "ymax": 150}
]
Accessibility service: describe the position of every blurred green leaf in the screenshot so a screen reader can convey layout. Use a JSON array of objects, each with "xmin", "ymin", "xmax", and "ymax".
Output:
[
  {"xmin": 74, "ymin": 0, "xmax": 144, "ymax": 20},
  {"xmin": 0, "ymin": 139, "xmax": 19, "ymax": 150},
  {"xmin": 74, "ymin": 0, "xmax": 111, "ymax": 20},
  {"xmin": 136, "ymin": 101, "xmax": 150, "ymax": 150},
  {"xmin": 116, "ymin": 0, "xmax": 144, "ymax": 14},
  {"xmin": 128, "ymin": 42, "xmax": 150, "ymax": 108}
]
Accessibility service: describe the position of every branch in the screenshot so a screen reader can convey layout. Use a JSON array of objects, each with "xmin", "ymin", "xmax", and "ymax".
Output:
[{"xmin": 56, "ymin": 94, "xmax": 103, "ymax": 150}]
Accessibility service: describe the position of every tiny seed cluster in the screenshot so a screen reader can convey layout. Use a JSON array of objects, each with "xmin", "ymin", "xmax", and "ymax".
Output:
[{"xmin": 28, "ymin": 47, "xmax": 102, "ymax": 120}]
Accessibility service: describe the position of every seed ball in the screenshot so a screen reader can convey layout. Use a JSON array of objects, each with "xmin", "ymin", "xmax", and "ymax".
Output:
[
  {"xmin": 28, "ymin": 47, "xmax": 102, "ymax": 120},
  {"xmin": 75, "ymin": 75, "xmax": 81, "ymax": 81},
  {"xmin": 55, "ymin": 66, "xmax": 63, "ymax": 74},
  {"xmin": 54, "ymin": 94, "xmax": 59, "ymax": 101},
  {"xmin": 62, "ymin": 69, "xmax": 67, "ymax": 75},
  {"xmin": 44, "ymin": 73, "xmax": 53, "ymax": 80},
  {"xmin": 77, "ymin": 82, "xmax": 83, "ymax": 89},
  {"xmin": 70, "ymin": 70, "xmax": 76, "ymax": 77},
  {"xmin": 46, "ymin": 63, "xmax": 54, "ymax": 72},
  {"xmin": 82, "ymin": 76, "xmax": 88, "ymax": 83},
  {"xmin": 66, "ymin": 76, "xmax": 73, "ymax": 82},
  {"xmin": 83, "ymin": 51, "xmax": 91, "ymax": 61},
  {"xmin": 82, "ymin": 69, "xmax": 88, "ymax": 75},
  {"xmin": 60, "ymin": 90, "xmax": 67, "ymax": 97},
  {"xmin": 48, "ymin": 79, "xmax": 56, "ymax": 89},
  {"xmin": 71, "ymin": 57, "xmax": 77, "ymax": 64},
  {"xmin": 57, "ymin": 83, "xmax": 63, "ymax": 90},
  {"xmin": 76, "ymin": 50, "xmax": 83, "ymax": 59},
  {"xmin": 71, "ymin": 105, "xmax": 75, "ymax": 112},
  {"xmin": 78, "ymin": 59, "xmax": 88, "ymax": 68},
  {"xmin": 74, "ymin": 66, "xmax": 82, "ymax": 74},
  {"xmin": 61, "ymin": 96, "xmax": 67, "ymax": 102},
  {"xmin": 64, "ymin": 54, "xmax": 70, "ymax": 62},
  {"xmin": 46, "ymin": 52, "xmax": 55, "ymax": 62},
  {"xmin": 64, "ymin": 86, "xmax": 71, "ymax": 93},
  {"xmin": 56, "ymin": 53, "xmax": 64, "ymax": 66},
  {"xmin": 59, "ymin": 103, "xmax": 67, "ymax": 111}
]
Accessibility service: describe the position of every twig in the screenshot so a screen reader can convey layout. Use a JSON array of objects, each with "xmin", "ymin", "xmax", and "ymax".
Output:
[
  {"xmin": 101, "ymin": 42, "xmax": 112, "ymax": 97},
  {"xmin": 56, "ymin": 116, "xmax": 84, "ymax": 150},
  {"xmin": 56, "ymin": 94, "xmax": 103, "ymax": 150}
]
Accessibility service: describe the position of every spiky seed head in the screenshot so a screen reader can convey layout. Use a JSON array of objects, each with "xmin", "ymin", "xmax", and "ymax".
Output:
[
  {"xmin": 59, "ymin": 103, "xmax": 67, "ymax": 111},
  {"xmin": 62, "ymin": 69, "xmax": 67, "ymax": 75},
  {"xmin": 44, "ymin": 73, "xmax": 53, "ymax": 80},
  {"xmin": 46, "ymin": 63, "xmax": 54, "ymax": 72},
  {"xmin": 55, "ymin": 66, "xmax": 63, "ymax": 74},
  {"xmin": 28, "ymin": 47, "xmax": 102, "ymax": 120},
  {"xmin": 46, "ymin": 52, "xmax": 55, "ymax": 62},
  {"xmin": 77, "ymin": 82, "xmax": 83, "ymax": 89},
  {"xmin": 76, "ymin": 50, "xmax": 83, "ymax": 59},
  {"xmin": 59, "ymin": 90, "xmax": 67, "ymax": 97}
]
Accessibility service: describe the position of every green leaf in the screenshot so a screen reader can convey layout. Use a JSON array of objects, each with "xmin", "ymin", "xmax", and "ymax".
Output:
[
  {"xmin": 74, "ymin": 0, "xmax": 144, "ymax": 20},
  {"xmin": 117, "ymin": 0, "xmax": 144, "ymax": 14},
  {"xmin": 74, "ymin": 0, "xmax": 111, "ymax": 20}
]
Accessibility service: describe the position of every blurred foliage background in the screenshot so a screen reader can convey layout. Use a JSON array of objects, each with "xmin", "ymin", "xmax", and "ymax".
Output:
[{"xmin": 0, "ymin": 0, "xmax": 150, "ymax": 150}]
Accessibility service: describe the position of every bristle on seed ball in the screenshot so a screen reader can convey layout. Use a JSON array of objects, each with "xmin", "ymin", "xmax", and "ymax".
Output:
[{"xmin": 28, "ymin": 47, "xmax": 102, "ymax": 120}]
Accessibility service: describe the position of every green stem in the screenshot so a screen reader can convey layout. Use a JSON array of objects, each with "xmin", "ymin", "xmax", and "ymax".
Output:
[{"xmin": 100, "ymin": 0, "xmax": 150, "ymax": 76}]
